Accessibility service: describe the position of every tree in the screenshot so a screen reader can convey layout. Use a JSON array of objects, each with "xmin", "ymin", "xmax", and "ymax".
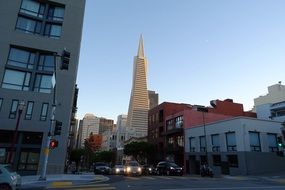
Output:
[{"xmin": 124, "ymin": 141, "xmax": 155, "ymax": 164}]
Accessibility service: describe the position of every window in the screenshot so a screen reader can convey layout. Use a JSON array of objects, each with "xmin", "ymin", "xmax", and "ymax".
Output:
[
  {"xmin": 268, "ymin": 133, "xmax": 278, "ymax": 152},
  {"xmin": 226, "ymin": 132, "xmax": 237, "ymax": 151},
  {"xmin": 200, "ymin": 136, "xmax": 206, "ymax": 152},
  {"xmin": 212, "ymin": 155, "xmax": 221, "ymax": 166},
  {"xmin": 175, "ymin": 116, "xmax": 183, "ymax": 128},
  {"xmin": 2, "ymin": 69, "xmax": 31, "ymax": 91},
  {"xmin": 227, "ymin": 155, "xmax": 238, "ymax": 167},
  {"xmin": 7, "ymin": 47, "xmax": 35, "ymax": 69},
  {"xmin": 159, "ymin": 110, "xmax": 163, "ymax": 122},
  {"xmin": 22, "ymin": 132, "xmax": 42, "ymax": 145},
  {"xmin": 18, "ymin": 150, "xmax": 40, "ymax": 171},
  {"xmin": 48, "ymin": 5, "xmax": 65, "ymax": 21},
  {"xmin": 25, "ymin": 101, "xmax": 34, "ymax": 120},
  {"xmin": 16, "ymin": 16, "xmax": 42, "ymax": 34},
  {"xmin": 249, "ymin": 131, "xmax": 261, "ymax": 152},
  {"xmin": 211, "ymin": 134, "xmax": 220, "ymax": 152},
  {"xmin": 0, "ymin": 98, "xmax": 3, "ymax": 112},
  {"xmin": 20, "ymin": 0, "xmax": 45, "ymax": 18},
  {"xmin": 177, "ymin": 136, "xmax": 183, "ymax": 147},
  {"xmin": 34, "ymin": 74, "xmax": 52, "ymax": 93},
  {"xmin": 18, "ymin": 0, "xmax": 64, "ymax": 39},
  {"xmin": 189, "ymin": 137, "xmax": 196, "ymax": 152},
  {"xmin": 44, "ymin": 23, "xmax": 62, "ymax": 39},
  {"xmin": 38, "ymin": 54, "xmax": 55, "ymax": 71},
  {"xmin": 9, "ymin": 100, "xmax": 19, "ymax": 119},
  {"xmin": 166, "ymin": 119, "xmax": 174, "ymax": 131},
  {"xmin": 40, "ymin": 103, "xmax": 48, "ymax": 121}
]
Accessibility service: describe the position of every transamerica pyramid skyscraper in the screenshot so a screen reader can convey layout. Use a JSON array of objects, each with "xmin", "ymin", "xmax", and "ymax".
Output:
[{"xmin": 126, "ymin": 35, "xmax": 149, "ymax": 138}]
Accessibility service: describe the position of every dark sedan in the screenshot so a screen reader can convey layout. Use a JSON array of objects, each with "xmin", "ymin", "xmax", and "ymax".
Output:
[
  {"xmin": 156, "ymin": 161, "xmax": 183, "ymax": 176},
  {"xmin": 94, "ymin": 162, "xmax": 112, "ymax": 175}
]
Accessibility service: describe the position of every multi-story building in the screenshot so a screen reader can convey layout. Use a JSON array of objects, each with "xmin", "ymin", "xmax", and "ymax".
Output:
[
  {"xmin": 78, "ymin": 114, "xmax": 100, "ymax": 148},
  {"xmin": 99, "ymin": 117, "xmax": 114, "ymax": 135},
  {"xmin": 0, "ymin": 0, "xmax": 85, "ymax": 175},
  {"xmin": 85, "ymin": 134, "xmax": 102, "ymax": 152},
  {"xmin": 185, "ymin": 117, "xmax": 284, "ymax": 175},
  {"xmin": 148, "ymin": 102, "xmax": 192, "ymax": 164},
  {"xmin": 254, "ymin": 83, "xmax": 285, "ymax": 122},
  {"xmin": 148, "ymin": 90, "xmax": 159, "ymax": 109},
  {"xmin": 126, "ymin": 35, "xmax": 149, "ymax": 138},
  {"xmin": 101, "ymin": 130, "xmax": 117, "ymax": 151}
]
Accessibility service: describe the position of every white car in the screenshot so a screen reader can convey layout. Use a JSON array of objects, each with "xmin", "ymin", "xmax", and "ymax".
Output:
[
  {"xmin": 0, "ymin": 164, "xmax": 21, "ymax": 190},
  {"xmin": 124, "ymin": 161, "xmax": 142, "ymax": 176}
]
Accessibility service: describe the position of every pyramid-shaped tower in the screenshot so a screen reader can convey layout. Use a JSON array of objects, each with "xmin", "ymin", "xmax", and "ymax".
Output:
[{"xmin": 126, "ymin": 35, "xmax": 149, "ymax": 137}]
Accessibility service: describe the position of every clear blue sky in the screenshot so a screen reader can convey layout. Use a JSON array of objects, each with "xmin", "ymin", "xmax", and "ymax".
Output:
[{"xmin": 77, "ymin": 0, "xmax": 285, "ymax": 123}]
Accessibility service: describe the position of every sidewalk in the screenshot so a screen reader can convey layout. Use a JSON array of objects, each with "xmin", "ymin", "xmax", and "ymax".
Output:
[{"xmin": 21, "ymin": 172, "xmax": 109, "ymax": 188}]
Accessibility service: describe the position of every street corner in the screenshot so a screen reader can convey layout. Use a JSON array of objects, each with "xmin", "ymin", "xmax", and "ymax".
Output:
[{"xmin": 92, "ymin": 174, "xmax": 110, "ymax": 183}]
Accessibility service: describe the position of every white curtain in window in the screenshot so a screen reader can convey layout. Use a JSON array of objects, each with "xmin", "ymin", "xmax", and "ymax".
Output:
[
  {"xmin": 226, "ymin": 132, "xmax": 236, "ymax": 146},
  {"xmin": 249, "ymin": 132, "xmax": 260, "ymax": 146}
]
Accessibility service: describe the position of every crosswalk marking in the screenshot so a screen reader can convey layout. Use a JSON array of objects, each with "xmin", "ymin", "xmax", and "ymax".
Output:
[{"xmin": 49, "ymin": 183, "xmax": 111, "ymax": 189}]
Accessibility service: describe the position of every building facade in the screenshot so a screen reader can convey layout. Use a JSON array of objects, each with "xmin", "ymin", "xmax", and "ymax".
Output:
[
  {"xmin": 148, "ymin": 90, "xmax": 159, "ymax": 110},
  {"xmin": 254, "ymin": 83, "xmax": 285, "ymax": 122},
  {"xmin": 185, "ymin": 117, "xmax": 285, "ymax": 175},
  {"xmin": 0, "ymin": 0, "xmax": 85, "ymax": 175},
  {"xmin": 78, "ymin": 114, "xmax": 100, "ymax": 148},
  {"xmin": 99, "ymin": 117, "xmax": 114, "ymax": 135},
  {"xmin": 126, "ymin": 35, "xmax": 149, "ymax": 138}
]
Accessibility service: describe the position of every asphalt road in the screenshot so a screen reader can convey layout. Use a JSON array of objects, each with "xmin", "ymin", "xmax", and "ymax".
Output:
[{"xmin": 27, "ymin": 174, "xmax": 285, "ymax": 190}]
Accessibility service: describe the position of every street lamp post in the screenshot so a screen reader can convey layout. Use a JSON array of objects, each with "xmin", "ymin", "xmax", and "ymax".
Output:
[
  {"xmin": 196, "ymin": 106, "xmax": 208, "ymax": 164},
  {"xmin": 8, "ymin": 101, "xmax": 25, "ymax": 164}
]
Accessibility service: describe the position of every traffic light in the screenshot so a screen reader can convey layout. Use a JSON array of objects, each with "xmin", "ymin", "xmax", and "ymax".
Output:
[
  {"xmin": 49, "ymin": 139, "xmax": 58, "ymax": 149},
  {"xmin": 60, "ymin": 49, "xmax": 70, "ymax": 70},
  {"xmin": 54, "ymin": 120, "xmax": 62, "ymax": 136},
  {"xmin": 277, "ymin": 136, "xmax": 283, "ymax": 147}
]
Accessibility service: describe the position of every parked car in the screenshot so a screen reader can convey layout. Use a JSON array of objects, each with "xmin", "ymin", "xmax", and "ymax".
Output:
[
  {"xmin": 113, "ymin": 165, "xmax": 124, "ymax": 175},
  {"xmin": 94, "ymin": 162, "xmax": 112, "ymax": 175},
  {"xmin": 124, "ymin": 161, "xmax": 142, "ymax": 176},
  {"xmin": 0, "ymin": 164, "xmax": 21, "ymax": 190},
  {"xmin": 155, "ymin": 161, "xmax": 183, "ymax": 176},
  {"xmin": 142, "ymin": 164, "xmax": 155, "ymax": 175}
]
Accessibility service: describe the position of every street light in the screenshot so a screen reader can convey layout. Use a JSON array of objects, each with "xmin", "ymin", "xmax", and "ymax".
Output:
[
  {"xmin": 195, "ymin": 106, "xmax": 208, "ymax": 164},
  {"xmin": 8, "ymin": 101, "xmax": 25, "ymax": 164}
]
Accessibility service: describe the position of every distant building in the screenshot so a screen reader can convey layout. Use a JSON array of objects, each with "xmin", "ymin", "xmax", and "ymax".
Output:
[
  {"xmin": 78, "ymin": 114, "xmax": 100, "ymax": 148},
  {"xmin": 126, "ymin": 35, "xmax": 149, "ymax": 138},
  {"xmin": 148, "ymin": 90, "xmax": 159, "ymax": 109},
  {"xmin": 0, "ymin": 0, "xmax": 85, "ymax": 175},
  {"xmin": 101, "ymin": 130, "xmax": 117, "ymax": 151},
  {"xmin": 99, "ymin": 118, "xmax": 114, "ymax": 135},
  {"xmin": 254, "ymin": 83, "xmax": 285, "ymax": 122}
]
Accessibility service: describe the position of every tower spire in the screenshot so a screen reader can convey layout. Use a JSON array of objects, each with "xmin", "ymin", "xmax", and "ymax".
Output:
[{"xmin": 137, "ymin": 34, "xmax": 144, "ymax": 58}]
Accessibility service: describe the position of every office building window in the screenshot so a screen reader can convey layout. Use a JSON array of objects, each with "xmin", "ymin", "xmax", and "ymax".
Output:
[
  {"xmin": 34, "ymin": 74, "xmax": 52, "ymax": 93},
  {"xmin": 249, "ymin": 131, "xmax": 261, "ymax": 152},
  {"xmin": 189, "ymin": 137, "xmax": 196, "ymax": 152},
  {"xmin": 18, "ymin": 150, "xmax": 40, "ymax": 171},
  {"xmin": 44, "ymin": 23, "xmax": 62, "ymax": 39},
  {"xmin": 38, "ymin": 54, "xmax": 55, "ymax": 71},
  {"xmin": 17, "ymin": 0, "xmax": 65, "ymax": 39},
  {"xmin": 175, "ymin": 116, "xmax": 183, "ymax": 128},
  {"xmin": 200, "ymin": 136, "xmax": 206, "ymax": 152},
  {"xmin": 16, "ymin": 16, "xmax": 42, "ymax": 34},
  {"xmin": 40, "ymin": 103, "xmax": 48, "ymax": 121},
  {"xmin": 25, "ymin": 101, "xmax": 34, "ymax": 120},
  {"xmin": 0, "ymin": 98, "xmax": 3, "ymax": 112},
  {"xmin": 267, "ymin": 133, "xmax": 278, "ymax": 152},
  {"xmin": 211, "ymin": 134, "xmax": 220, "ymax": 152},
  {"xmin": 8, "ymin": 47, "xmax": 35, "ymax": 69},
  {"xmin": 2, "ymin": 69, "xmax": 31, "ymax": 91},
  {"xmin": 9, "ymin": 100, "xmax": 19, "ymax": 119},
  {"xmin": 226, "ymin": 132, "xmax": 237, "ymax": 151},
  {"xmin": 20, "ymin": 0, "xmax": 45, "ymax": 18},
  {"xmin": 48, "ymin": 5, "xmax": 64, "ymax": 21}
]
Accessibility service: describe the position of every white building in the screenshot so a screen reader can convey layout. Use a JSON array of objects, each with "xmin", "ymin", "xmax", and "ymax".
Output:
[
  {"xmin": 78, "ymin": 113, "xmax": 100, "ymax": 148},
  {"xmin": 185, "ymin": 117, "xmax": 285, "ymax": 175},
  {"xmin": 254, "ymin": 83, "xmax": 285, "ymax": 122},
  {"xmin": 101, "ymin": 130, "xmax": 117, "ymax": 151}
]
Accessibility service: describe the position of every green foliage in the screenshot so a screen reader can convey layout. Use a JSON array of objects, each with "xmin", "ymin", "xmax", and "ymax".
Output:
[
  {"xmin": 124, "ymin": 141, "xmax": 155, "ymax": 163},
  {"xmin": 91, "ymin": 150, "xmax": 116, "ymax": 164},
  {"xmin": 69, "ymin": 149, "xmax": 85, "ymax": 163}
]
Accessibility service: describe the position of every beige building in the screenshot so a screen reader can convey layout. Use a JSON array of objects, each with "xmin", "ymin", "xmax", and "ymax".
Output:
[
  {"xmin": 254, "ymin": 82, "xmax": 285, "ymax": 106},
  {"xmin": 126, "ymin": 35, "xmax": 149, "ymax": 138}
]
